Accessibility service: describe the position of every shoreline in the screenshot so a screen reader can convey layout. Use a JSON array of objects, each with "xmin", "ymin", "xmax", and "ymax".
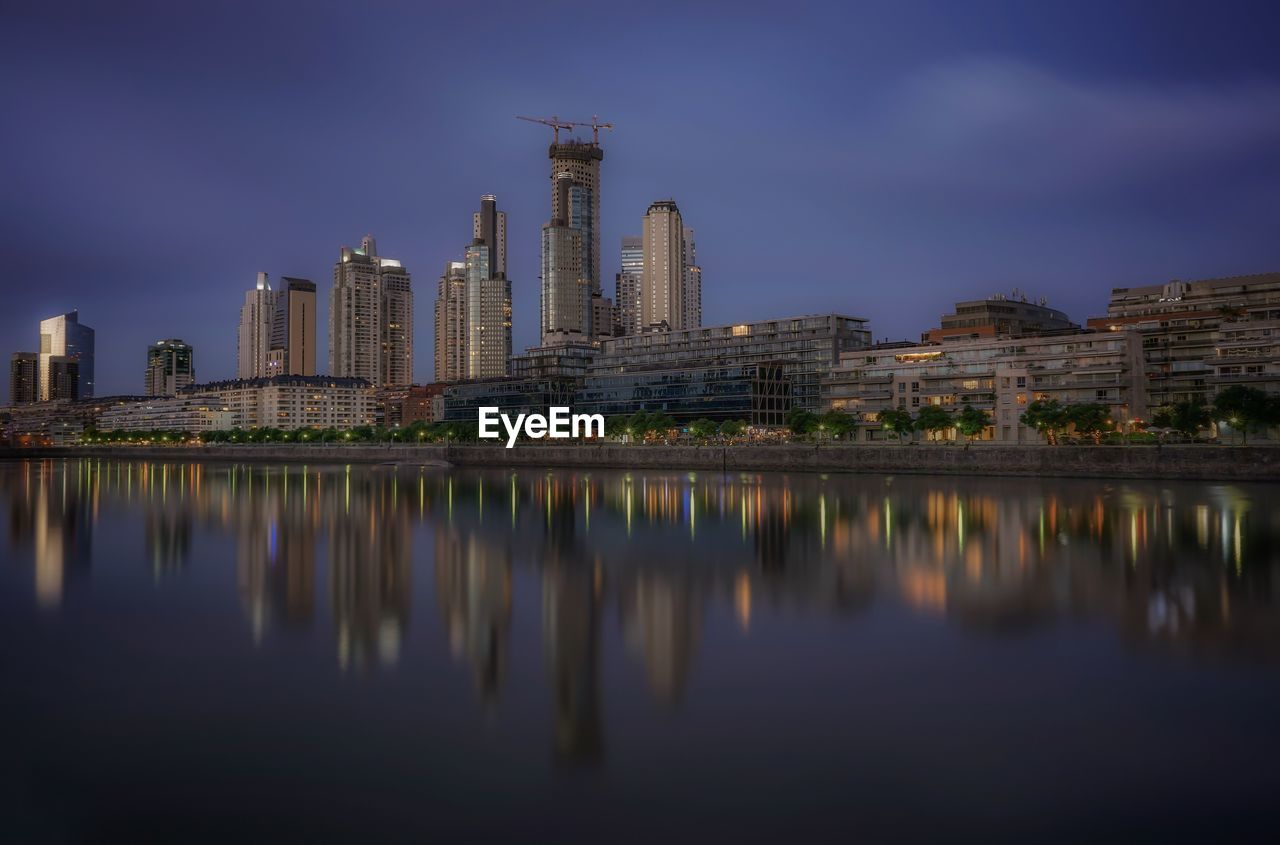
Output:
[{"xmin": 3, "ymin": 443, "xmax": 1278, "ymax": 481}]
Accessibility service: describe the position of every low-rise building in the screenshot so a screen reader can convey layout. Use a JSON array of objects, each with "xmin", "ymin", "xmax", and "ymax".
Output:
[
  {"xmin": 442, "ymin": 377, "xmax": 578, "ymax": 423},
  {"xmin": 592, "ymin": 314, "xmax": 870, "ymax": 411},
  {"xmin": 7, "ymin": 396, "xmax": 151, "ymax": 444},
  {"xmin": 98, "ymin": 394, "xmax": 233, "ymax": 433},
  {"xmin": 183, "ymin": 375, "xmax": 374, "ymax": 430},
  {"xmin": 379, "ymin": 383, "xmax": 448, "ymax": 428},
  {"xmin": 577, "ymin": 362, "xmax": 790, "ymax": 425},
  {"xmin": 1211, "ymin": 319, "xmax": 1280, "ymax": 396},
  {"xmin": 924, "ymin": 293, "xmax": 1077, "ymax": 344},
  {"xmin": 825, "ymin": 329, "xmax": 1147, "ymax": 443}
]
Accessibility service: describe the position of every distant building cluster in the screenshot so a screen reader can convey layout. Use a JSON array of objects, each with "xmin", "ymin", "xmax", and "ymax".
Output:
[{"xmin": 5, "ymin": 117, "xmax": 1280, "ymax": 446}]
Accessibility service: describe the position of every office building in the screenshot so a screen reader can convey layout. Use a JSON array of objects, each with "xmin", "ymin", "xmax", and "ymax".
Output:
[
  {"xmin": 924, "ymin": 292, "xmax": 1077, "ymax": 343},
  {"xmin": 466, "ymin": 196, "xmax": 512, "ymax": 379},
  {"xmin": 548, "ymin": 139, "xmax": 602, "ymax": 295},
  {"xmin": 267, "ymin": 277, "xmax": 317, "ymax": 376},
  {"xmin": 46, "ymin": 357, "xmax": 80, "ymax": 401},
  {"xmin": 145, "ymin": 338, "xmax": 195, "ymax": 397},
  {"xmin": 39, "ymin": 310, "xmax": 95, "ymax": 400},
  {"xmin": 577, "ymin": 362, "xmax": 789, "ymax": 425},
  {"xmin": 10, "ymin": 352, "xmax": 38, "ymax": 406},
  {"xmin": 237, "ymin": 273, "xmax": 276, "ymax": 380},
  {"xmin": 1087, "ymin": 272, "xmax": 1280, "ymax": 407},
  {"xmin": 593, "ymin": 314, "xmax": 870, "ymax": 411},
  {"xmin": 641, "ymin": 201, "xmax": 686, "ymax": 332},
  {"xmin": 616, "ymin": 236, "xmax": 643, "ymax": 336},
  {"xmin": 442, "ymin": 376, "xmax": 579, "ymax": 423},
  {"xmin": 824, "ymin": 329, "xmax": 1147, "ymax": 442},
  {"xmin": 330, "ymin": 235, "xmax": 413, "ymax": 388},
  {"xmin": 434, "ymin": 261, "xmax": 468, "ymax": 382}
]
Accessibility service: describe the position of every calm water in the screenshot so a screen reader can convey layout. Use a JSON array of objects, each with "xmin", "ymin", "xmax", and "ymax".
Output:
[{"xmin": 2, "ymin": 458, "xmax": 1279, "ymax": 841}]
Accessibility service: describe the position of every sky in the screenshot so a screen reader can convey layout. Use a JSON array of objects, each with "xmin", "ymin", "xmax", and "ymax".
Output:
[{"xmin": 4, "ymin": 0, "xmax": 1280, "ymax": 398}]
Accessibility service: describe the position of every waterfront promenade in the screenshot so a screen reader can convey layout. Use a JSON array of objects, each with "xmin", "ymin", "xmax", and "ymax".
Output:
[{"xmin": 5, "ymin": 443, "xmax": 1279, "ymax": 481}]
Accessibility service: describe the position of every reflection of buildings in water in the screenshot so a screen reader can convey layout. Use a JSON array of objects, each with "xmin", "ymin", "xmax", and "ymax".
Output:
[
  {"xmin": 145, "ymin": 508, "xmax": 192, "ymax": 577},
  {"xmin": 542, "ymin": 560, "xmax": 604, "ymax": 765},
  {"xmin": 330, "ymin": 481, "xmax": 412, "ymax": 671},
  {"xmin": 26, "ymin": 462, "xmax": 93, "ymax": 609},
  {"xmin": 434, "ymin": 526, "xmax": 512, "ymax": 704},
  {"xmin": 619, "ymin": 571, "xmax": 701, "ymax": 706}
]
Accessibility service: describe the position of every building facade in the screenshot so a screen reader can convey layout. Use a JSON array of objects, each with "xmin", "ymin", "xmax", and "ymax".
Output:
[
  {"xmin": 442, "ymin": 376, "xmax": 579, "ymax": 423},
  {"xmin": 577, "ymin": 362, "xmax": 789, "ymax": 426},
  {"xmin": 616, "ymin": 235, "xmax": 643, "ymax": 336},
  {"xmin": 593, "ymin": 314, "xmax": 870, "ymax": 411},
  {"xmin": 145, "ymin": 338, "xmax": 195, "ymax": 396},
  {"xmin": 237, "ymin": 273, "xmax": 276, "ymax": 380},
  {"xmin": 641, "ymin": 201, "xmax": 685, "ymax": 332},
  {"xmin": 184, "ymin": 375, "xmax": 375, "ymax": 430},
  {"xmin": 1211, "ymin": 319, "xmax": 1280, "ymax": 396},
  {"xmin": 683, "ymin": 227, "xmax": 702, "ymax": 331},
  {"xmin": 46, "ymin": 357, "xmax": 80, "ymax": 401},
  {"xmin": 466, "ymin": 196, "xmax": 512, "ymax": 379},
  {"xmin": 39, "ymin": 310, "xmax": 95, "ymax": 400},
  {"xmin": 541, "ymin": 173, "xmax": 590, "ymax": 346},
  {"xmin": 824, "ymin": 330, "xmax": 1148, "ymax": 442},
  {"xmin": 330, "ymin": 235, "xmax": 413, "ymax": 388},
  {"xmin": 98, "ymin": 395, "xmax": 233, "ymax": 433},
  {"xmin": 548, "ymin": 140, "xmax": 602, "ymax": 295},
  {"xmin": 924, "ymin": 293, "xmax": 1076, "ymax": 344},
  {"xmin": 267, "ymin": 277, "xmax": 317, "ymax": 377},
  {"xmin": 434, "ymin": 261, "xmax": 468, "ymax": 382},
  {"xmin": 10, "ymin": 352, "xmax": 38, "ymax": 406},
  {"xmin": 1087, "ymin": 272, "xmax": 1280, "ymax": 407}
]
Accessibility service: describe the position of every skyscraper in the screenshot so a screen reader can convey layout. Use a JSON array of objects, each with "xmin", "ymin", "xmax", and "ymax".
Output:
[
  {"xmin": 434, "ymin": 261, "xmax": 468, "ymax": 383},
  {"xmin": 330, "ymin": 235, "xmax": 413, "ymax": 388},
  {"xmin": 145, "ymin": 339, "xmax": 195, "ymax": 397},
  {"xmin": 683, "ymin": 227, "xmax": 702, "ymax": 330},
  {"xmin": 10, "ymin": 352, "xmax": 38, "ymax": 405},
  {"xmin": 466, "ymin": 195, "xmax": 512, "ymax": 379},
  {"xmin": 237, "ymin": 273, "xmax": 276, "ymax": 380},
  {"xmin": 549, "ymin": 140, "xmax": 602, "ymax": 294},
  {"xmin": 267, "ymin": 277, "xmax": 317, "ymax": 377},
  {"xmin": 641, "ymin": 201, "xmax": 685, "ymax": 332},
  {"xmin": 46, "ymin": 356, "xmax": 80, "ymax": 401},
  {"xmin": 616, "ymin": 236, "xmax": 643, "ymax": 336},
  {"xmin": 542, "ymin": 173, "xmax": 590, "ymax": 346},
  {"xmin": 38, "ymin": 310, "xmax": 94, "ymax": 401}
]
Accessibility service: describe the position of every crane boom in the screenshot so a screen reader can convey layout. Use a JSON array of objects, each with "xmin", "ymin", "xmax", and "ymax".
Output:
[{"xmin": 517, "ymin": 114, "xmax": 614, "ymax": 146}]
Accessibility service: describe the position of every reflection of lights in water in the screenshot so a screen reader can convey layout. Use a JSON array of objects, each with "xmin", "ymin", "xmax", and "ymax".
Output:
[
  {"xmin": 884, "ymin": 497, "xmax": 892, "ymax": 549},
  {"xmin": 1195, "ymin": 504, "xmax": 1209, "ymax": 549},
  {"xmin": 734, "ymin": 572, "xmax": 751, "ymax": 632},
  {"xmin": 819, "ymin": 494, "xmax": 826, "ymax": 548}
]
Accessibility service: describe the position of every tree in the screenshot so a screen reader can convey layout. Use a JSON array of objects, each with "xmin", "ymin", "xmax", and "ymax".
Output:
[
  {"xmin": 719, "ymin": 419, "xmax": 747, "ymax": 439},
  {"xmin": 955, "ymin": 405, "xmax": 991, "ymax": 446},
  {"xmin": 877, "ymin": 408, "xmax": 915, "ymax": 444},
  {"xmin": 1213, "ymin": 385, "xmax": 1280, "ymax": 444},
  {"xmin": 818, "ymin": 411, "xmax": 857, "ymax": 441},
  {"xmin": 1065, "ymin": 403, "xmax": 1112, "ymax": 445},
  {"xmin": 1020, "ymin": 399, "xmax": 1068, "ymax": 445},
  {"xmin": 787, "ymin": 407, "xmax": 818, "ymax": 437},
  {"xmin": 605, "ymin": 415, "xmax": 631, "ymax": 440},
  {"xmin": 1151, "ymin": 401, "xmax": 1212, "ymax": 439},
  {"xmin": 914, "ymin": 405, "xmax": 953, "ymax": 443},
  {"xmin": 688, "ymin": 418, "xmax": 719, "ymax": 440}
]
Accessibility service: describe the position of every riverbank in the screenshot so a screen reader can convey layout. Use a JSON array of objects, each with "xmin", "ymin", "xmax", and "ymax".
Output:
[{"xmin": 4, "ymin": 442, "xmax": 1278, "ymax": 481}]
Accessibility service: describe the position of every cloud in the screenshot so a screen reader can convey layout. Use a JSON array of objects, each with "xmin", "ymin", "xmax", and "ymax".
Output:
[{"xmin": 846, "ymin": 58, "xmax": 1280, "ymax": 199}]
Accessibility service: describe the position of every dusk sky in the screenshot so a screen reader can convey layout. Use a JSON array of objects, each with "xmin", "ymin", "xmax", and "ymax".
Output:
[{"xmin": 5, "ymin": 0, "xmax": 1280, "ymax": 398}]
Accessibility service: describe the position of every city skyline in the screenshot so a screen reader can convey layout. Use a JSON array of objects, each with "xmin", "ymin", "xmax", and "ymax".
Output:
[{"xmin": 5, "ymin": 2, "xmax": 1280, "ymax": 398}]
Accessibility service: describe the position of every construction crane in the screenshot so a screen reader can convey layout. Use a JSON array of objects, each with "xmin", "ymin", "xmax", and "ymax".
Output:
[{"xmin": 516, "ymin": 114, "xmax": 614, "ymax": 145}]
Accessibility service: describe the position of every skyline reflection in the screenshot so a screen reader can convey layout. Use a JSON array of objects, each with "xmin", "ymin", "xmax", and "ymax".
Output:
[{"xmin": 2, "ymin": 458, "xmax": 1278, "ymax": 767}]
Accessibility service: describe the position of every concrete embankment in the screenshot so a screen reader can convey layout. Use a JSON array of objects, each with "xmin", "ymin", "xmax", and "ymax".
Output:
[{"xmin": 4, "ymin": 443, "xmax": 1279, "ymax": 481}]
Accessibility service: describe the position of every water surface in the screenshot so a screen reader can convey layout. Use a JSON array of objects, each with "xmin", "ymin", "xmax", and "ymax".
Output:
[{"xmin": 2, "ymin": 458, "xmax": 1278, "ymax": 841}]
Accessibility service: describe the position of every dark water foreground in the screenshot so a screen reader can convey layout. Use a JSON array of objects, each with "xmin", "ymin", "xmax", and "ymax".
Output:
[{"xmin": 2, "ymin": 458, "xmax": 1278, "ymax": 842}]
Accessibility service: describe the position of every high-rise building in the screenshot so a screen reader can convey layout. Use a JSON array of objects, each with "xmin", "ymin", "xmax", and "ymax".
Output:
[
  {"xmin": 682, "ymin": 227, "xmax": 702, "ymax": 330},
  {"xmin": 616, "ymin": 236, "xmax": 643, "ymax": 336},
  {"xmin": 542, "ymin": 173, "xmax": 591, "ymax": 346},
  {"xmin": 39, "ymin": 310, "xmax": 94, "ymax": 401},
  {"xmin": 267, "ymin": 277, "xmax": 317, "ymax": 377},
  {"xmin": 549, "ymin": 140, "xmax": 602, "ymax": 295},
  {"xmin": 641, "ymin": 201, "xmax": 685, "ymax": 332},
  {"xmin": 330, "ymin": 235, "xmax": 413, "ymax": 388},
  {"xmin": 46, "ymin": 356, "xmax": 80, "ymax": 401},
  {"xmin": 434, "ymin": 261, "xmax": 468, "ymax": 383},
  {"xmin": 145, "ymin": 339, "xmax": 195, "ymax": 397},
  {"xmin": 237, "ymin": 273, "xmax": 276, "ymax": 380},
  {"xmin": 10, "ymin": 352, "xmax": 38, "ymax": 405},
  {"xmin": 465, "ymin": 196, "xmax": 512, "ymax": 379}
]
